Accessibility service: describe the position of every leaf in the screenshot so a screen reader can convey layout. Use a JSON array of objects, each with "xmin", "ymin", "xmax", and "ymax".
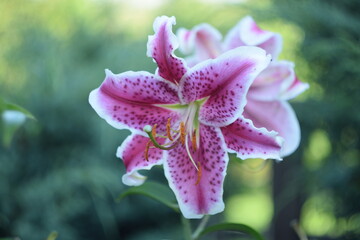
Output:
[
  {"xmin": 46, "ymin": 232, "xmax": 58, "ymax": 240},
  {"xmin": 117, "ymin": 181, "xmax": 179, "ymax": 212},
  {"xmin": 0, "ymin": 97, "xmax": 35, "ymax": 120},
  {"xmin": 0, "ymin": 97, "xmax": 36, "ymax": 147},
  {"xmin": 3, "ymin": 103, "xmax": 36, "ymax": 121},
  {"xmin": 195, "ymin": 223, "xmax": 265, "ymax": 240}
]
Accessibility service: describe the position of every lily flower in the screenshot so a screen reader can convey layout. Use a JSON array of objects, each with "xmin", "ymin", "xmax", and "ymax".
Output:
[
  {"xmin": 177, "ymin": 16, "xmax": 309, "ymax": 156},
  {"xmin": 89, "ymin": 16, "xmax": 283, "ymax": 219}
]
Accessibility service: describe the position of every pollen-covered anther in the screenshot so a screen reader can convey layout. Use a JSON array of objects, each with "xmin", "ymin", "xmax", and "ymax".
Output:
[
  {"xmin": 144, "ymin": 141, "xmax": 151, "ymax": 161},
  {"xmin": 191, "ymin": 129, "xmax": 197, "ymax": 151},
  {"xmin": 151, "ymin": 124, "xmax": 157, "ymax": 137},
  {"xmin": 180, "ymin": 122, "xmax": 186, "ymax": 145},
  {"xmin": 166, "ymin": 118, "xmax": 174, "ymax": 141},
  {"xmin": 195, "ymin": 161, "xmax": 202, "ymax": 185},
  {"xmin": 144, "ymin": 123, "xmax": 178, "ymax": 151}
]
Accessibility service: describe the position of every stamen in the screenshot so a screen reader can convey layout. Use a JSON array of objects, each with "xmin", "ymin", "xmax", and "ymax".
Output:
[
  {"xmin": 151, "ymin": 124, "xmax": 157, "ymax": 137},
  {"xmin": 144, "ymin": 125, "xmax": 179, "ymax": 150},
  {"xmin": 195, "ymin": 161, "xmax": 202, "ymax": 185},
  {"xmin": 180, "ymin": 122, "xmax": 186, "ymax": 145},
  {"xmin": 185, "ymin": 135, "xmax": 199, "ymax": 172},
  {"xmin": 191, "ymin": 129, "xmax": 197, "ymax": 151},
  {"xmin": 144, "ymin": 141, "xmax": 151, "ymax": 161},
  {"xmin": 166, "ymin": 118, "xmax": 173, "ymax": 141}
]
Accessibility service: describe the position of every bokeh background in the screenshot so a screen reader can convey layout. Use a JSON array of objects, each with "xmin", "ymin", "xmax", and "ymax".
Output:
[{"xmin": 1, "ymin": 0, "xmax": 359, "ymax": 239}]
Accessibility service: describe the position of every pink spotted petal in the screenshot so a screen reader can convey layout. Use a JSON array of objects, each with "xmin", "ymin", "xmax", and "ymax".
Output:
[
  {"xmin": 147, "ymin": 16, "xmax": 188, "ymax": 84},
  {"xmin": 221, "ymin": 117, "xmax": 283, "ymax": 160},
  {"xmin": 180, "ymin": 46, "xmax": 271, "ymax": 127},
  {"xmin": 178, "ymin": 24, "xmax": 222, "ymax": 64},
  {"xmin": 244, "ymin": 99, "xmax": 300, "ymax": 157},
  {"xmin": 248, "ymin": 61, "xmax": 295, "ymax": 101},
  {"xmin": 281, "ymin": 76, "xmax": 309, "ymax": 100},
  {"xmin": 89, "ymin": 69, "xmax": 181, "ymax": 134},
  {"xmin": 117, "ymin": 134, "xmax": 165, "ymax": 186},
  {"xmin": 163, "ymin": 125, "xmax": 228, "ymax": 219}
]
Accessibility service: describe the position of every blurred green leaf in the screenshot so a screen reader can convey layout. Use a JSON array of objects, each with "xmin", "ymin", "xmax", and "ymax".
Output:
[
  {"xmin": 195, "ymin": 223, "xmax": 265, "ymax": 240},
  {"xmin": 117, "ymin": 181, "xmax": 179, "ymax": 212},
  {"xmin": 0, "ymin": 97, "xmax": 36, "ymax": 146},
  {"xmin": 0, "ymin": 97, "xmax": 36, "ymax": 120},
  {"xmin": 46, "ymin": 231, "xmax": 58, "ymax": 240}
]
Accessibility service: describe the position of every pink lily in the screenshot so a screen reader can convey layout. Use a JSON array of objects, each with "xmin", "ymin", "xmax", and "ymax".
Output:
[
  {"xmin": 89, "ymin": 16, "xmax": 283, "ymax": 219},
  {"xmin": 177, "ymin": 16, "xmax": 309, "ymax": 156}
]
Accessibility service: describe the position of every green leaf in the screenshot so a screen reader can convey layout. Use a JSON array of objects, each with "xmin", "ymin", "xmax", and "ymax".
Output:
[
  {"xmin": 46, "ymin": 231, "xmax": 58, "ymax": 240},
  {"xmin": 195, "ymin": 223, "xmax": 265, "ymax": 240},
  {"xmin": 117, "ymin": 181, "xmax": 179, "ymax": 212},
  {"xmin": 0, "ymin": 97, "xmax": 36, "ymax": 120},
  {"xmin": 0, "ymin": 97, "xmax": 36, "ymax": 147},
  {"xmin": 3, "ymin": 104, "xmax": 35, "ymax": 121}
]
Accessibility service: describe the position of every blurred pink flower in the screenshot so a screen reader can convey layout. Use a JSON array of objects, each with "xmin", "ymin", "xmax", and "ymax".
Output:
[{"xmin": 177, "ymin": 16, "xmax": 309, "ymax": 156}]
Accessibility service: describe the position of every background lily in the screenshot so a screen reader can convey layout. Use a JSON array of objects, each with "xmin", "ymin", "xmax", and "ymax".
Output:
[
  {"xmin": 89, "ymin": 16, "xmax": 283, "ymax": 219},
  {"xmin": 177, "ymin": 16, "xmax": 309, "ymax": 156}
]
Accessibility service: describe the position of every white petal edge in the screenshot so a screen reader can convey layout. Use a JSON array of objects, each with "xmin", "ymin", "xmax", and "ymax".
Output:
[
  {"xmin": 163, "ymin": 127, "xmax": 227, "ymax": 219},
  {"xmin": 116, "ymin": 133, "xmax": 166, "ymax": 186}
]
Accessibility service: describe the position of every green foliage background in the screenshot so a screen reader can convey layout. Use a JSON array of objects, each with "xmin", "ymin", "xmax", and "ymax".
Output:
[{"xmin": 0, "ymin": 0, "xmax": 359, "ymax": 239}]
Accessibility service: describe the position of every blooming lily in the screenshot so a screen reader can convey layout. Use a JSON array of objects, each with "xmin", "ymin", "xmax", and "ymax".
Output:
[
  {"xmin": 177, "ymin": 16, "xmax": 309, "ymax": 156},
  {"xmin": 89, "ymin": 16, "xmax": 283, "ymax": 219}
]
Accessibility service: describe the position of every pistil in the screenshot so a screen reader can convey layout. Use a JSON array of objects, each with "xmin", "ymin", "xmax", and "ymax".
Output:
[{"xmin": 143, "ymin": 100, "xmax": 205, "ymax": 179}]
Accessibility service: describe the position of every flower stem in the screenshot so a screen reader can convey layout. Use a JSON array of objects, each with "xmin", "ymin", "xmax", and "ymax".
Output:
[
  {"xmin": 181, "ymin": 215, "xmax": 193, "ymax": 240},
  {"xmin": 192, "ymin": 215, "xmax": 210, "ymax": 239}
]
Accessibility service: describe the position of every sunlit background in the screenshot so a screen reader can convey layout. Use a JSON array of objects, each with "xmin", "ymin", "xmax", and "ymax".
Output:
[{"xmin": 1, "ymin": 0, "xmax": 359, "ymax": 239}]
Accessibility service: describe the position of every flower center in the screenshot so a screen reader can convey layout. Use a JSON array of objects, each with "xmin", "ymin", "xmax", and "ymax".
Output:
[{"xmin": 143, "ymin": 100, "xmax": 204, "ymax": 182}]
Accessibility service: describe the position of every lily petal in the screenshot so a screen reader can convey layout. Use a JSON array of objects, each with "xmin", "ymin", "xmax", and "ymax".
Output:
[
  {"xmin": 248, "ymin": 61, "xmax": 295, "ymax": 101},
  {"xmin": 177, "ymin": 28, "xmax": 194, "ymax": 55},
  {"xmin": 244, "ymin": 99, "xmax": 300, "ymax": 157},
  {"xmin": 223, "ymin": 16, "xmax": 282, "ymax": 59},
  {"xmin": 163, "ymin": 125, "xmax": 228, "ymax": 219},
  {"xmin": 177, "ymin": 24, "xmax": 222, "ymax": 64},
  {"xmin": 147, "ymin": 16, "xmax": 188, "ymax": 84},
  {"xmin": 223, "ymin": 20, "xmax": 245, "ymax": 51},
  {"xmin": 258, "ymin": 33, "xmax": 283, "ymax": 60},
  {"xmin": 117, "ymin": 134, "xmax": 165, "ymax": 186},
  {"xmin": 180, "ymin": 46, "xmax": 271, "ymax": 127},
  {"xmin": 221, "ymin": 117, "xmax": 283, "ymax": 160},
  {"xmin": 281, "ymin": 76, "xmax": 310, "ymax": 100},
  {"xmin": 239, "ymin": 16, "xmax": 277, "ymax": 46},
  {"xmin": 89, "ymin": 69, "xmax": 180, "ymax": 134}
]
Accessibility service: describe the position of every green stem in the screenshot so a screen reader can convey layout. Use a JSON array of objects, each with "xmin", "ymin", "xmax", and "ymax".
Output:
[
  {"xmin": 192, "ymin": 215, "xmax": 210, "ymax": 240},
  {"xmin": 144, "ymin": 126, "xmax": 178, "ymax": 150},
  {"xmin": 181, "ymin": 215, "xmax": 193, "ymax": 240}
]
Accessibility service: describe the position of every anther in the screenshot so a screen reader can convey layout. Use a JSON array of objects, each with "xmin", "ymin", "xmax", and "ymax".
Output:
[
  {"xmin": 144, "ymin": 124, "xmax": 179, "ymax": 151},
  {"xmin": 152, "ymin": 124, "xmax": 157, "ymax": 137},
  {"xmin": 144, "ymin": 141, "xmax": 151, "ymax": 161},
  {"xmin": 195, "ymin": 161, "xmax": 202, "ymax": 185},
  {"xmin": 180, "ymin": 122, "xmax": 186, "ymax": 145},
  {"xmin": 191, "ymin": 130, "xmax": 197, "ymax": 151},
  {"xmin": 166, "ymin": 118, "xmax": 173, "ymax": 141}
]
